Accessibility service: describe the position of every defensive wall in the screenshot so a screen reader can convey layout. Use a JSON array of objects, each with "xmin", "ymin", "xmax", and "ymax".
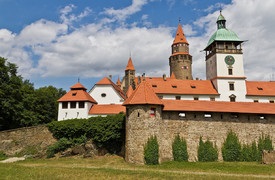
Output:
[
  {"xmin": 125, "ymin": 105, "xmax": 275, "ymax": 164},
  {"xmin": 0, "ymin": 125, "xmax": 56, "ymax": 157}
]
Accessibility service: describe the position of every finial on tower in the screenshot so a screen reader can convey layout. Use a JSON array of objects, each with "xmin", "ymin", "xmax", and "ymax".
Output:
[{"xmin": 178, "ymin": 17, "xmax": 181, "ymax": 23}]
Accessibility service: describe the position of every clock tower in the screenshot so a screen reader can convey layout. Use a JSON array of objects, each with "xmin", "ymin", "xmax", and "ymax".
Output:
[{"xmin": 204, "ymin": 11, "xmax": 247, "ymax": 102}]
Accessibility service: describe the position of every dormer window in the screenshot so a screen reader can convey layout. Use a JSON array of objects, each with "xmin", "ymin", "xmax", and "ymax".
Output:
[
  {"xmin": 72, "ymin": 92, "xmax": 77, "ymax": 96},
  {"xmin": 191, "ymin": 85, "xmax": 196, "ymax": 89},
  {"xmin": 257, "ymin": 87, "xmax": 263, "ymax": 90},
  {"xmin": 101, "ymin": 93, "xmax": 106, "ymax": 97},
  {"xmin": 152, "ymin": 85, "xmax": 157, "ymax": 88},
  {"xmin": 172, "ymin": 85, "xmax": 177, "ymax": 88}
]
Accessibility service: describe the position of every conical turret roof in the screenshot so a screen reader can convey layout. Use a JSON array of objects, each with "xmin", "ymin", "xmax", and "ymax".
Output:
[
  {"xmin": 173, "ymin": 23, "xmax": 189, "ymax": 45},
  {"xmin": 125, "ymin": 57, "xmax": 135, "ymax": 71}
]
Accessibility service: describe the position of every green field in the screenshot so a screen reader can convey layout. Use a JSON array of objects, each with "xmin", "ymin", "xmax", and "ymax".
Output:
[{"xmin": 0, "ymin": 156, "xmax": 275, "ymax": 179}]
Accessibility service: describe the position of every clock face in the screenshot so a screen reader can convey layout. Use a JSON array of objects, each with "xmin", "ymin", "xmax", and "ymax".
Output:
[{"xmin": 225, "ymin": 55, "xmax": 235, "ymax": 65}]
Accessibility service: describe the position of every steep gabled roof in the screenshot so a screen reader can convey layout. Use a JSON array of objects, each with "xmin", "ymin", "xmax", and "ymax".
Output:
[
  {"xmin": 162, "ymin": 100, "xmax": 275, "ymax": 115},
  {"xmin": 95, "ymin": 77, "xmax": 127, "ymax": 100},
  {"xmin": 123, "ymin": 81, "xmax": 163, "ymax": 106},
  {"xmin": 58, "ymin": 82, "xmax": 97, "ymax": 103},
  {"xmin": 173, "ymin": 23, "xmax": 189, "ymax": 45},
  {"xmin": 125, "ymin": 57, "xmax": 135, "ymax": 71},
  {"xmin": 246, "ymin": 81, "xmax": 275, "ymax": 96},
  {"xmin": 89, "ymin": 104, "xmax": 125, "ymax": 115},
  {"xmin": 116, "ymin": 77, "xmax": 122, "ymax": 86}
]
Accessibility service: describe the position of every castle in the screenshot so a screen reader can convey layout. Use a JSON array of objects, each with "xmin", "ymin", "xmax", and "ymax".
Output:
[{"xmin": 57, "ymin": 12, "xmax": 275, "ymax": 163}]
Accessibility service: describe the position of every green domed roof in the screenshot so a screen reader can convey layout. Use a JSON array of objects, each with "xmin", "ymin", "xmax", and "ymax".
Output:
[
  {"xmin": 206, "ymin": 28, "xmax": 242, "ymax": 47},
  {"xmin": 205, "ymin": 11, "xmax": 243, "ymax": 50}
]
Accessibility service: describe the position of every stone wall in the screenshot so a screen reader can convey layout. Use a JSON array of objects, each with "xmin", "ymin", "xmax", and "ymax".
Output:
[
  {"xmin": 125, "ymin": 106, "xmax": 275, "ymax": 164},
  {"xmin": 262, "ymin": 150, "xmax": 275, "ymax": 164},
  {"xmin": 0, "ymin": 125, "xmax": 56, "ymax": 157}
]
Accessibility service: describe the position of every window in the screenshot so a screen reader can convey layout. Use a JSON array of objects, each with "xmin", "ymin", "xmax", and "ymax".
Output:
[
  {"xmin": 259, "ymin": 115, "xmax": 266, "ymax": 120},
  {"xmin": 62, "ymin": 102, "xmax": 68, "ymax": 109},
  {"xmin": 172, "ymin": 85, "xmax": 177, "ymax": 88},
  {"xmin": 158, "ymin": 95, "xmax": 163, "ymax": 99},
  {"xmin": 210, "ymin": 97, "xmax": 215, "ymax": 101},
  {"xmin": 176, "ymin": 96, "xmax": 181, "ymax": 100},
  {"xmin": 194, "ymin": 97, "xmax": 199, "ymax": 100},
  {"xmin": 204, "ymin": 113, "xmax": 212, "ymax": 118},
  {"xmin": 72, "ymin": 92, "xmax": 77, "ymax": 96},
  {"xmin": 70, "ymin": 102, "xmax": 76, "ymax": 108},
  {"xmin": 179, "ymin": 113, "xmax": 186, "ymax": 119},
  {"xmin": 254, "ymin": 100, "xmax": 259, "ymax": 103},
  {"xmin": 257, "ymin": 87, "xmax": 263, "ymax": 90},
  {"xmin": 191, "ymin": 85, "xmax": 196, "ymax": 89},
  {"xmin": 101, "ymin": 93, "xmax": 106, "ymax": 97},
  {"xmin": 79, "ymin": 102, "xmax": 85, "ymax": 108},
  {"xmin": 270, "ymin": 100, "xmax": 274, "ymax": 103},
  {"xmin": 229, "ymin": 83, "xmax": 234, "ymax": 91},
  {"xmin": 231, "ymin": 113, "xmax": 239, "ymax": 118},
  {"xmin": 152, "ymin": 85, "xmax": 157, "ymax": 88},
  {"xmin": 228, "ymin": 68, "xmax": 233, "ymax": 75},
  {"xmin": 150, "ymin": 108, "xmax": 156, "ymax": 117},
  {"xmin": 229, "ymin": 94, "xmax": 236, "ymax": 102}
]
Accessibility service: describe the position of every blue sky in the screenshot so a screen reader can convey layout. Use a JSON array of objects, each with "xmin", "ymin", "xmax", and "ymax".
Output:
[{"xmin": 0, "ymin": 0, "xmax": 274, "ymax": 91}]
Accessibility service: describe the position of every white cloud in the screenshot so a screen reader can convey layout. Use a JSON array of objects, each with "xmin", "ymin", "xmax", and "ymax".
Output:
[
  {"xmin": 103, "ymin": 0, "xmax": 150, "ymax": 22},
  {"xmin": 1, "ymin": 0, "xmax": 275, "ymax": 84},
  {"xmin": 60, "ymin": 4, "xmax": 91, "ymax": 26}
]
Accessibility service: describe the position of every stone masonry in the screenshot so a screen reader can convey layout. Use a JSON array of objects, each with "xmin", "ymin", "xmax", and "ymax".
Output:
[{"xmin": 125, "ymin": 105, "xmax": 275, "ymax": 164}]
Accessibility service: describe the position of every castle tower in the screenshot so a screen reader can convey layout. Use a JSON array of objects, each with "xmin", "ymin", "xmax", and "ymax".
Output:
[
  {"xmin": 169, "ymin": 22, "xmax": 193, "ymax": 80},
  {"xmin": 124, "ymin": 57, "xmax": 136, "ymax": 92},
  {"xmin": 204, "ymin": 11, "xmax": 246, "ymax": 102}
]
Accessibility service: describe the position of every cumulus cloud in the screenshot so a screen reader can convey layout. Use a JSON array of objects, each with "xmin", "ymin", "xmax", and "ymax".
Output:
[{"xmin": 1, "ymin": 0, "xmax": 275, "ymax": 84}]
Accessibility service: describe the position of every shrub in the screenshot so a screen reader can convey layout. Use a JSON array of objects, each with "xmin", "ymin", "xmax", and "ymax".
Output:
[
  {"xmin": 198, "ymin": 137, "xmax": 218, "ymax": 162},
  {"xmin": 257, "ymin": 134, "xmax": 273, "ymax": 161},
  {"xmin": 0, "ymin": 151, "xmax": 7, "ymax": 160},
  {"xmin": 144, "ymin": 136, "xmax": 159, "ymax": 165},
  {"xmin": 47, "ymin": 138, "xmax": 72, "ymax": 158},
  {"xmin": 241, "ymin": 141, "xmax": 258, "ymax": 162},
  {"xmin": 172, "ymin": 135, "xmax": 188, "ymax": 162},
  {"xmin": 222, "ymin": 130, "xmax": 241, "ymax": 161},
  {"xmin": 47, "ymin": 114, "xmax": 125, "ymax": 154}
]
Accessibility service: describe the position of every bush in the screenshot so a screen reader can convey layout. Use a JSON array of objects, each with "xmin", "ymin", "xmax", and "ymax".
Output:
[
  {"xmin": 257, "ymin": 134, "xmax": 273, "ymax": 161},
  {"xmin": 47, "ymin": 138, "xmax": 72, "ymax": 158},
  {"xmin": 222, "ymin": 131, "xmax": 241, "ymax": 161},
  {"xmin": 198, "ymin": 137, "xmax": 218, "ymax": 162},
  {"xmin": 241, "ymin": 141, "xmax": 258, "ymax": 162},
  {"xmin": 0, "ymin": 151, "xmax": 7, "ymax": 160},
  {"xmin": 172, "ymin": 135, "xmax": 188, "ymax": 162},
  {"xmin": 47, "ymin": 114, "xmax": 125, "ymax": 154},
  {"xmin": 144, "ymin": 136, "xmax": 159, "ymax": 165}
]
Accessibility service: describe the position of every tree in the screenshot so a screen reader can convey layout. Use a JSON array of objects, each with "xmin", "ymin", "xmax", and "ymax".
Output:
[
  {"xmin": 222, "ymin": 131, "xmax": 242, "ymax": 161},
  {"xmin": 0, "ymin": 57, "xmax": 66, "ymax": 130},
  {"xmin": 172, "ymin": 135, "xmax": 188, "ymax": 162},
  {"xmin": 0, "ymin": 57, "xmax": 24, "ymax": 129}
]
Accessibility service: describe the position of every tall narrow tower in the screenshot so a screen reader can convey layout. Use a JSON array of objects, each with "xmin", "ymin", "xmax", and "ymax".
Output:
[
  {"xmin": 204, "ymin": 11, "xmax": 246, "ymax": 102},
  {"xmin": 124, "ymin": 57, "xmax": 136, "ymax": 93},
  {"xmin": 169, "ymin": 23, "xmax": 193, "ymax": 80}
]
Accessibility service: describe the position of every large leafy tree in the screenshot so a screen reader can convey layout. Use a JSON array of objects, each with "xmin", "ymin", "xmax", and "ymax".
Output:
[{"xmin": 0, "ymin": 57, "xmax": 66, "ymax": 130}]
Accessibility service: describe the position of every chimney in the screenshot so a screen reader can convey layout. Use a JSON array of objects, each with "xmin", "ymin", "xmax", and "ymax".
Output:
[
  {"xmin": 163, "ymin": 74, "xmax": 167, "ymax": 81},
  {"xmin": 142, "ymin": 73, "xmax": 145, "ymax": 81},
  {"xmin": 108, "ymin": 75, "xmax": 112, "ymax": 80}
]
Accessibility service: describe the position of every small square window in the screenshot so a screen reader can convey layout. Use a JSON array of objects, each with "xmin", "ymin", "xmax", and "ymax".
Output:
[
  {"xmin": 210, "ymin": 97, "xmax": 215, "ymax": 101},
  {"xmin": 150, "ymin": 108, "xmax": 156, "ymax": 117},
  {"xmin": 229, "ymin": 83, "xmax": 234, "ymax": 91},
  {"xmin": 79, "ymin": 102, "xmax": 85, "ymax": 108},
  {"xmin": 70, "ymin": 102, "xmax": 76, "ymax": 109},
  {"xmin": 254, "ymin": 100, "xmax": 259, "ymax": 103},
  {"xmin": 228, "ymin": 69, "xmax": 233, "ymax": 75},
  {"xmin": 194, "ymin": 97, "xmax": 199, "ymax": 100},
  {"xmin": 62, "ymin": 102, "xmax": 68, "ymax": 109},
  {"xmin": 270, "ymin": 100, "xmax": 274, "ymax": 103},
  {"xmin": 176, "ymin": 96, "xmax": 181, "ymax": 100}
]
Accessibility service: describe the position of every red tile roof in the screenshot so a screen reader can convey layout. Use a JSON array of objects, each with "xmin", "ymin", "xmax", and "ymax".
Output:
[
  {"xmin": 173, "ymin": 23, "xmax": 189, "ymax": 45},
  {"xmin": 125, "ymin": 57, "xmax": 135, "ymax": 71},
  {"xmin": 126, "ymin": 85, "xmax": 134, "ymax": 98},
  {"xmin": 89, "ymin": 104, "xmax": 125, "ymax": 115},
  {"xmin": 162, "ymin": 100, "xmax": 275, "ymax": 114},
  {"xmin": 246, "ymin": 81, "xmax": 275, "ymax": 96},
  {"xmin": 145, "ymin": 78, "xmax": 219, "ymax": 95},
  {"xmin": 116, "ymin": 77, "xmax": 122, "ymax": 86},
  {"xmin": 58, "ymin": 82, "xmax": 97, "ymax": 103},
  {"xmin": 123, "ymin": 81, "xmax": 163, "ymax": 106},
  {"xmin": 95, "ymin": 77, "xmax": 127, "ymax": 100}
]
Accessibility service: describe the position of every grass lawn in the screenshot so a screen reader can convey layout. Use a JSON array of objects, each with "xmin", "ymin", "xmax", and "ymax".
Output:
[{"xmin": 0, "ymin": 155, "xmax": 275, "ymax": 180}]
